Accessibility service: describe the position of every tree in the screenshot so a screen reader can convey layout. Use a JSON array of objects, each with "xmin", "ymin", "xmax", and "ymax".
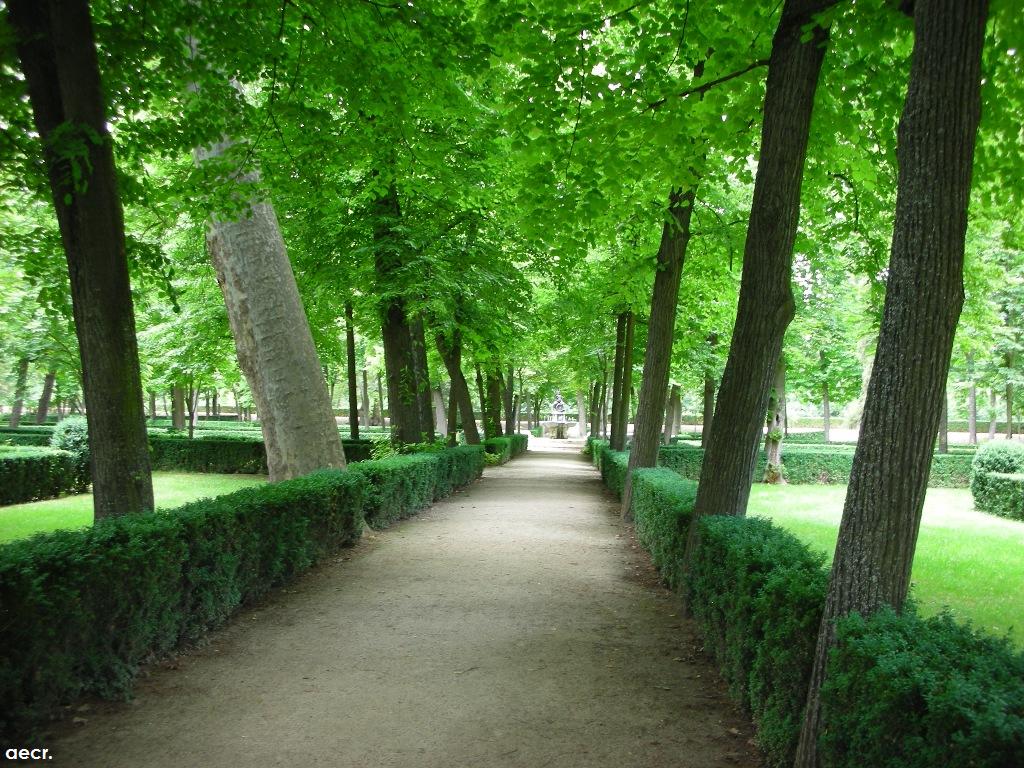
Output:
[
  {"xmin": 7, "ymin": 0, "xmax": 153, "ymax": 517},
  {"xmin": 691, "ymin": 0, "xmax": 839, "ymax": 524},
  {"xmin": 794, "ymin": 1, "xmax": 990, "ymax": 763}
]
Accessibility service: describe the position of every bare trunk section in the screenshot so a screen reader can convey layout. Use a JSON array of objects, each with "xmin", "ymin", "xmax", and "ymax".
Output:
[
  {"xmin": 701, "ymin": 334, "xmax": 718, "ymax": 447},
  {"xmin": 938, "ymin": 389, "xmax": 949, "ymax": 453},
  {"xmin": 148, "ymin": 390, "xmax": 157, "ymax": 424},
  {"xmin": 690, "ymin": 0, "xmax": 836, "ymax": 526},
  {"xmin": 375, "ymin": 372, "xmax": 385, "ymax": 428},
  {"xmin": 361, "ymin": 369, "xmax": 371, "ymax": 428},
  {"xmin": 503, "ymin": 367, "xmax": 516, "ymax": 435},
  {"xmin": 410, "ymin": 313, "xmax": 434, "ymax": 442},
  {"xmin": 794, "ymin": 2, "xmax": 988, "ymax": 763},
  {"xmin": 820, "ymin": 350, "xmax": 831, "ymax": 443},
  {"xmin": 35, "ymin": 370, "xmax": 56, "ymax": 424},
  {"xmin": 613, "ymin": 312, "xmax": 635, "ymax": 451},
  {"xmin": 432, "ymin": 388, "xmax": 447, "ymax": 440},
  {"xmin": 346, "ymin": 302, "xmax": 360, "ymax": 440},
  {"xmin": 609, "ymin": 313, "xmax": 627, "ymax": 451},
  {"xmin": 763, "ymin": 359, "xmax": 786, "ymax": 483},
  {"xmin": 576, "ymin": 390, "xmax": 587, "ymax": 438},
  {"xmin": 988, "ymin": 389, "xmax": 997, "ymax": 439},
  {"xmin": 171, "ymin": 386, "xmax": 186, "ymax": 431},
  {"xmin": 623, "ymin": 191, "xmax": 696, "ymax": 516},
  {"xmin": 8, "ymin": 0, "xmax": 154, "ymax": 516},
  {"xmin": 1006, "ymin": 378, "xmax": 1014, "ymax": 438},
  {"xmin": 663, "ymin": 384, "xmax": 681, "ymax": 444},
  {"xmin": 436, "ymin": 331, "xmax": 481, "ymax": 444},
  {"xmin": 485, "ymin": 367, "xmax": 504, "ymax": 439},
  {"xmin": 9, "ymin": 358, "xmax": 29, "ymax": 428}
]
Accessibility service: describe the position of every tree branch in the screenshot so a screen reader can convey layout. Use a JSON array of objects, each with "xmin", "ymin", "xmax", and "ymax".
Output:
[{"xmin": 646, "ymin": 58, "xmax": 770, "ymax": 111}]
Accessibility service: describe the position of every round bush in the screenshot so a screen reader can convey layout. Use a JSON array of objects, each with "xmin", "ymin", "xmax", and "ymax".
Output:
[{"xmin": 50, "ymin": 416, "xmax": 90, "ymax": 490}]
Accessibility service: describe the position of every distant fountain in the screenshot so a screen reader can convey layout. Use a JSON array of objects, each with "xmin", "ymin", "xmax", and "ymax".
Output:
[{"xmin": 544, "ymin": 390, "xmax": 570, "ymax": 438}]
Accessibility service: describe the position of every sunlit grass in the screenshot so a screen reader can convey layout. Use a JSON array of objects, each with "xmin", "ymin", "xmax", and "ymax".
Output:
[
  {"xmin": 0, "ymin": 472, "xmax": 267, "ymax": 544},
  {"xmin": 748, "ymin": 484, "xmax": 1024, "ymax": 644}
]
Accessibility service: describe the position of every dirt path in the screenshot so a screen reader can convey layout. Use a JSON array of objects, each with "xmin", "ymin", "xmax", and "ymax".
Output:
[{"xmin": 47, "ymin": 440, "xmax": 760, "ymax": 767}]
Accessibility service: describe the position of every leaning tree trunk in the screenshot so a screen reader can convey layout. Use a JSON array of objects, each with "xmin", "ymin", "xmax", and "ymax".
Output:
[
  {"xmin": 375, "ymin": 371, "xmax": 385, "ymax": 427},
  {"xmin": 763, "ymin": 359, "xmax": 787, "ymax": 483},
  {"xmin": 474, "ymin": 363, "xmax": 488, "ymax": 438},
  {"xmin": 345, "ymin": 302, "xmax": 360, "ymax": 440},
  {"xmin": 432, "ymin": 388, "xmax": 447, "ymax": 439},
  {"xmin": 410, "ymin": 313, "xmax": 434, "ymax": 442},
  {"xmin": 967, "ymin": 353, "xmax": 977, "ymax": 444},
  {"xmin": 613, "ymin": 312, "xmax": 635, "ymax": 452},
  {"xmin": 361, "ymin": 369, "xmax": 371, "ymax": 429},
  {"xmin": 622, "ymin": 191, "xmax": 695, "ymax": 516},
  {"xmin": 9, "ymin": 358, "xmax": 29, "ymax": 428},
  {"xmin": 436, "ymin": 330, "xmax": 481, "ymax": 444},
  {"xmin": 35, "ymin": 370, "xmax": 56, "ymax": 424},
  {"xmin": 8, "ymin": 0, "xmax": 153, "ymax": 516},
  {"xmin": 701, "ymin": 334, "xmax": 718, "ymax": 447},
  {"xmin": 485, "ymin": 367, "xmax": 504, "ymax": 438},
  {"xmin": 690, "ymin": 0, "xmax": 837, "ymax": 526},
  {"xmin": 794, "ymin": 2, "xmax": 988, "ymax": 764},
  {"xmin": 609, "ymin": 312, "xmax": 628, "ymax": 450},
  {"xmin": 663, "ymin": 384, "xmax": 681, "ymax": 444},
  {"xmin": 503, "ymin": 367, "xmax": 516, "ymax": 435}
]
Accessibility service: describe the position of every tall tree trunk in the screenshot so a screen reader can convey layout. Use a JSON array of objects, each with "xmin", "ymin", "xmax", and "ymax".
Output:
[
  {"xmin": 763, "ymin": 359, "xmax": 787, "ymax": 483},
  {"xmin": 8, "ymin": 0, "xmax": 154, "ymax": 516},
  {"xmin": 9, "ymin": 358, "xmax": 30, "ymax": 428},
  {"xmin": 613, "ymin": 312, "xmax": 635, "ymax": 451},
  {"xmin": 186, "ymin": 382, "xmax": 200, "ymax": 440},
  {"xmin": 436, "ymin": 331, "xmax": 481, "ymax": 445},
  {"xmin": 432, "ymin": 388, "xmax": 447, "ymax": 440},
  {"xmin": 503, "ymin": 366, "xmax": 515, "ymax": 435},
  {"xmin": 376, "ymin": 371, "xmax": 385, "ymax": 428},
  {"xmin": 360, "ymin": 369, "xmax": 371, "ymax": 428},
  {"xmin": 1006, "ymin": 379, "xmax": 1014, "ymax": 439},
  {"xmin": 701, "ymin": 333, "xmax": 718, "ymax": 447},
  {"xmin": 410, "ymin": 313, "xmax": 434, "ymax": 442},
  {"xmin": 663, "ymin": 384, "xmax": 681, "ymax": 444},
  {"xmin": 148, "ymin": 390, "xmax": 157, "ymax": 424},
  {"xmin": 576, "ymin": 390, "xmax": 587, "ymax": 438},
  {"xmin": 938, "ymin": 389, "xmax": 949, "ymax": 453},
  {"xmin": 690, "ymin": 0, "xmax": 836, "ymax": 525},
  {"xmin": 623, "ymin": 192, "xmax": 695, "ymax": 515},
  {"xmin": 609, "ymin": 312, "xmax": 627, "ymax": 450},
  {"xmin": 345, "ymin": 302, "xmax": 360, "ymax": 440},
  {"xmin": 599, "ymin": 367, "xmax": 609, "ymax": 438},
  {"xmin": 794, "ymin": 2, "xmax": 988, "ymax": 763},
  {"xmin": 967, "ymin": 352, "xmax": 977, "ymax": 444},
  {"xmin": 35, "ymin": 370, "xmax": 56, "ymax": 425},
  {"xmin": 446, "ymin": 387, "xmax": 458, "ymax": 446},
  {"xmin": 212, "ymin": 389, "xmax": 218, "ymax": 417},
  {"xmin": 989, "ymin": 389, "xmax": 997, "ymax": 439},
  {"xmin": 485, "ymin": 367, "xmax": 504, "ymax": 438},
  {"xmin": 172, "ymin": 386, "xmax": 186, "ymax": 431},
  {"xmin": 374, "ymin": 184, "xmax": 423, "ymax": 444},
  {"xmin": 820, "ymin": 350, "xmax": 831, "ymax": 443},
  {"xmin": 589, "ymin": 379, "xmax": 601, "ymax": 438}
]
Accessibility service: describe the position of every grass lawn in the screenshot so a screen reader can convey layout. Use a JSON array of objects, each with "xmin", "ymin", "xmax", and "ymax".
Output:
[
  {"xmin": 748, "ymin": 484, "xmax": 1024, "ymax": 644},
  {"xmin": 0, "ymin": 472, "xmax": 267, "ymax": 544}
]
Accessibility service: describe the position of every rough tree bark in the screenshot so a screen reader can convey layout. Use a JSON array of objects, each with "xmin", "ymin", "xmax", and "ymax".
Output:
[
  {"xmin": 989, "ymin": 389, "xmax": 997, "ymax": 439},
  {"xmin": 432, "ymin": 388, "xmax": 447, "ymax": 439},
  {"xmin": 171, "ymin": 386, "xmax": 186, "ymax": 431},
  {"xmin": 701, "ymin": 334, "xmax": 718, "ymax": 448},
  {"xmin": 485, "ymin": 367, "xmax": 504, "ymax": 438},
  {"xmin": 475, "ymin": 363, "xmax": 488, "ymax": 438},
  {"xmin": 345, "ymin": 302, "xmax": 360, "ymax": 440},
  {"xmin": 938, "ymin": 390, "xmax": 949, "ymax": 453},
  {"xmin": 9, "ymin": 358, "xmax": 29, "ymax": 428},
  {"xmin": 589, "ymin": 379, "xmax": 601, "ymax": 438},
  {"xmin": 436, "ymin": 330, "xmax": 481, "ymax": 444},
  {"xmin": 35, "ymin": 370, "xmax": 56, "ymax": 425},
  {"xmin": 612, "ymin": 312, "xmax": 635, "ymax": 452},
  {"xmin": 7, "ymin": 0, "xmax": 153, "ymax": 515},
  {"xmin": 663, "ymin": 384, "xmax": 681, "ymax": 444},
  {"xmin": 410, "ymin": 313, "xmax": 435, "ymax": 441},
  {"xmin": 622, "ymin": 191, "xmax": 696, "ymax": 516},
  {"xmin": 148, "ymin": 390, "xmax": 157, "ymax": 424},
  {"xmin": 374, "ymin": 185, "xmax": 424, "ymax": 444},
  {"xmin": 763, "ymin": 359, "xmax": 787, "ymax": 483},
  {"xmin": 820, "ymin": 351, "xmax": 831, "ymax": 443},
  {"xmin": 375, "ymin": 372, "xmax": 385, "ymax": 427},
  {"xmin": 361, "ymin": 369, "xmax": 370, "ymax": 428},
  {"xmin": 794, "ymin": 2, "xmax": 988, "ymax": 763},
  {"xmin": 691, "ymin": 0, "xmax": 837, "ymax": 524},
  {"xmin": 503, "ymin": 366, "xmax": 516, "ymax": 435},
  {"xmin": 609, "ymin": 313, "xmax": 628, "ymax": 450},
  {"xmin": 576, "ymin": 390, "xmax": 587, "ymax": 438},
  {"xmin": 1006, "ymin": 375, "xmax": 1014, "ymax": 438}
]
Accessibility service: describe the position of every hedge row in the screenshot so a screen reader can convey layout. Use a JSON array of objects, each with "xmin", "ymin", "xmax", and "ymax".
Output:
[
  {"xmin": 657, "ymin": 444, "xmax": 972, "ymax": 488},
  {"xmin": 0, "ymin": 445, "xmax": 486, "ymax": 738},
  {"xmin": 0, "ymin": 448, "xmax": 87, "ymax": 505},
  {"xmin": 970, "ymin": 441, "xmax": 1024, "ymax": 520},
  {"xmin": 149, "ymin": 433, "xmax": 374, "ymax": 473},
  {"xmin": 482, "ymin": 433, "xmax": 529, "ymax": 464},
  {"xmin": 605, "ymin": 456, "xmax": 1024, "ymax": 768}
]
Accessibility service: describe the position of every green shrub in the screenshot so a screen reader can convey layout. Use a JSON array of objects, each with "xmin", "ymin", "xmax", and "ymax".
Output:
[
  {"xmin": 0, "ymin": 429, "xmax": 53, "ymax": 447},
  {"xmin": 629, "ymin": 469, "xmax": 696, "ymax": 591},
  {"xmin": 972, "ymin": 471, "xmax": 1024, "ymax": 520},
  {"xmin": 0, "ymin": 447, "xmax": 82, "ymax": 505},
  {"xmin": 508, "ymin": 433, "xmax": 529, "ymax": 457},
  {"xmin": 0, "ymin": 469, "xmax": 366, "ymax": 737},
  {"xmin": 483, "ymin": 437, "xmax": 513, "ymax": 464},
  {"xmin": 971, "ymin": 441, "xmax": 1024, "ymax": 516},
  {"xmin": 148, "ymin": 433, "xmax": 373, "ymax": 474},
  {"xmin": 599, "ymin": 445, "xmax": 629, "ymax": 498},
  {"xmin": 50, "ymin": 416, "xmax": 90, "ymax": 490},
  {"xmin": 820, "ymin": 608, "xmax": 1024, "ymax": 768},
  {"xmin": 687, "ymin": 516, "xmax": 827, "ymax": 767}
]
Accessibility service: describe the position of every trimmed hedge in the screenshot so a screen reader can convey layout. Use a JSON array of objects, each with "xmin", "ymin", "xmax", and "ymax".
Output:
[
  {"xmin": 0, "ymin": 444, "xmax": 487, "ymax": 737},
  {"xmin": 483, "ymin": 437, "xmax": 512, "ymax": 464},
  {"xmin": 599, "ymin": 447, "xmax": 1024, "ymax": 767},
  {"xmin": 0, "ymin": 469, "xmax": 366, "ymax": 737},
  {"xmin": 657, "ymin": 444, "xmax": 972, "ymax": 488},
  {"xmin": 971, "ymin": 441, "xmax": 1024, "ymax": 519},
  {"xmin": 630, "ymin": 468, "xmax": 696, "ymax": 591},
  {"xmin": 351, "ymin": 446, "xmax": 483, "ymax": 529},
  {"xmin": 148, "ymin": 433, "xmax": 374, "ymax": 474},
  {"xmin": 0, "ymin": 448, "xmax": 85, "ymax": 505}
]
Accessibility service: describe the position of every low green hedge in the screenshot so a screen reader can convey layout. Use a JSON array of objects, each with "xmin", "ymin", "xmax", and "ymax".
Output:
[
  {"xmin": 657, "ymin": 444, "xmax": 972, "ymax": 488},
  {"xmin": 509, "ymin": 433, "xmax": 529, "ymax": 457},
  {"xmin": 0, "ymin": 469, "xmax": 366, "ymax": 737},
  {"xmin": 597, "ymin": 443, "xmax": 629, "ymax": 498},
  {"xmin": 0, "ymin": 448, "xmax": 86, "ymax": 505},
  {"xmin": 483, "ymin": 437, "xmax": 512, "ymax": 464},
  {"xmin": 971, "ymin": 442, "xmax": 1024, "ymax": 518},
  {"xmin": 351, "ymin": 447, "xmax": 483, "ymax": 529},
  {"xmin": 629, "ymin": 468, "xmax": 696, "ymax": 591},
  {"xmin": 595, "ymin": 448, "xmax": 1024, "ymax": 767},
  {"xmin": 148, "ymin": 433, "xmax": 373, "ymax": 474}
]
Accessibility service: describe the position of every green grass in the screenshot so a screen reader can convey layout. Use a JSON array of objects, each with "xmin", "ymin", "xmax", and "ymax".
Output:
[
  {"xmin": 0, "ymin": 472, "xmax": 267, "ymax": 544},
  {"xmin": 748, "ymin": 484, "xmax": 1024, "ymax": 644}
]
